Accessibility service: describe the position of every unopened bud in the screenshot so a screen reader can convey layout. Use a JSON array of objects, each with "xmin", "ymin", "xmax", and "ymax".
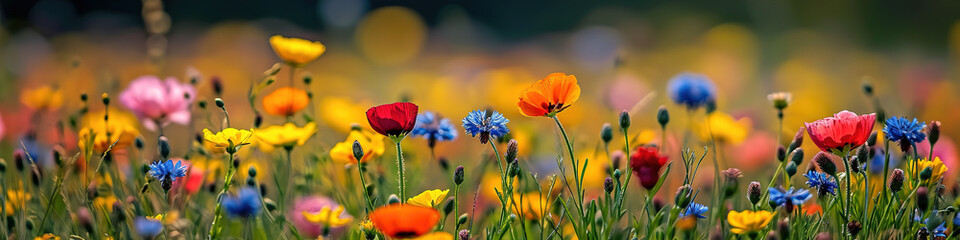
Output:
[
  {"xmin": 747, "ymin": 181, "xmax": 762, "ymax": 206},
  {"xmin": 352, "ymin": 140, "xmax": 364, "ymax": 162},
  {"xmin": 785, "ymin": 161, "xmax": 798, "ymax": 178},
  {"xmin": 657, "ymin": 106, "xmax": 669, "ymax": 127},
  {"xmin": 917, "ymin": 187, "xmax": 929, "ymax": 212},
  {"xmin": 600, "ymin": 123, "xmax": 613, "ymax": 143},
  {"xmin": 790, "ymin": 147, "xmax": 804, "ymax": 165},
  {"xmin": 619, "ymin": 111, "xmax": 631, "ymax": 130},
  {"xmin": 867, "ymin": 131, "xmax": 878, "ymax": 147},
  {"xmin": 505, "ymin": 139, "xmax": 519, "ymax": 161},
  {"xmin": 388, "ymin": 195, "xmax": 400, "ymax": 204},
  {"xmin": 603, "ymin": 177, "xmax": 614, "ymax": 193},
  {"xmin": 890, "ymin": 169, "xmax": 904, "ymax": 193},
  {"xmin": 847, "ymin": 221, "xmax": 861, "ymax": 237},
  {"xmin": 788, "ymin": 127, "xmax": 804, "ymax": 152},
  {"xmin": 929, "ymin": 121, "xmax": 941, "ymax": 146},
  {"xmin": 214, "ymin": 98, "xmax": 225, "ymax": 109},
  {"xmin": 101, "ymin": 93, "xmax": 110, "ymax": 105},
  {"xmin": 443, "ymin": 198, "xmax": 455, "ymax": 215},
  {"xmin": 454, "ymin": 166, "xmax": 465, "ymax": 185},
  {"xmin": 158, "ymin": 136, "xmax": 171, "ymax": 159},
  {"xmin": 248, "ymin": 166, "xmax": 257, "ymax": 178},
  {"xmin": 920, "ymin": 167, "xmax": 933, "ymax": 181},
  {"xmin": 721, "ymin": 168, "xmax": 742, "ymax": 198},
  {"xmin": 814, "ymin": 152, "xmax": 836, "ymax": 176},
  {"xmin": 777, "ymin": 145, "xmax": 786, "ymax": 162},
  {"xmin": 675, "ymin": 185, "xmax": 692, "ymax": 209},
  {"xmin": 862, "ymin": 81, "xmax": 874, "ymax": 96}
]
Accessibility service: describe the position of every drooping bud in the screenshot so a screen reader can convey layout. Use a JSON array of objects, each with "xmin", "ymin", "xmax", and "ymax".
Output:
[
  {"xmin": 600, "ymin": 123, "xmax": 613, "ymax": 143},
  {"xmin": 619, "ymin": 111, "xmax": 631, "ymax": 130},
  {"xmin": 158, "ymin": 136, "xmax": 171, "ymax": 159},
  {"xmin": 454, "ymin": 165, "xmax": 465, "ymax": 185},
  {"xmin": 813, "ymin": 152, "xmax": 836, "ymax": 176},
  {"xmin": 505, "ymin": 139, "xmax": 519, "ymax": 161},
  {"xmin": 790, "ymin": 147, "xmax": 804, "ymax": 165},
  {"xmin": 388, "ymin": 194, "xmax": 400, "ymax": 204},
  {"xmin": 747, "ymin": 181, "xmax": 762, "ymax": 206},
  {"xmin": 214, "ymin": 98, "xmax": 225, "ymax": 109},
  {"xmin": 889, "ymin": 169, "xmax": 904, "ymax": 193},
  {"xmin": 675, "ymin": 184, "xmax": 692, "ymax": 209},
  {"xmin": 101, "ymin": 93, "xmax": 110, "ymax": 106},
  {"xmin": 352, "ymin": 140, "xmax": 364, "ymax": 163},
  {"xmin": 457, "ymin": 214, "xmax": 468, "ymax": 226},
  {"xmin": 721, "ymin": 168, "xmax": 742, "ymax": 199},
  {"xmin": 657, "ymin": 106, "xmax": 669, "ymax": 128},
  {"xmin": 777, "ymin": 145, "xmax": 787, "ymax": 162},
  {"xmin": 254, "ymin": 112, "xmax": 263, "ymax": 128},
  {"xmin": 603, "ymin": 177, "xmax": 614, "ymax": 193},
  {"xmin": 443, "ymin": 198, "xmax": 455, "ymax": 215},
  {"xmin": 788, "ymin": 127, "xmax": 804, "ymax": 152},
  {"xmin": 929, "ymin": 121, "xmax": 941, "ymax": 146}
]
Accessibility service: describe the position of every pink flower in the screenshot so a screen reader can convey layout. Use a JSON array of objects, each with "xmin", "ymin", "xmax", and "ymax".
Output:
[
  {"xmin": 119, "ymin": 76, "xmax": 196, "ymax": 131},
  {"xmin": 288, "ymin": 196, "xmax": 350, "ymax": 238},
  {"xmin": 804, "ymin": 110, "xmax": 876, "ymax": 153}
]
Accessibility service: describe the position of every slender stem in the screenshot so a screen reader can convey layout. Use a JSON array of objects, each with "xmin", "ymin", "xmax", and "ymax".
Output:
[
  {"xmin": 208, "ymin": 153, "xmax": 237, "ymax": 240},
  {"xmin": 552, "ymin": 116, "xmax": 583, "ymax": 207},
  {"xmin": 395, "ymin": 140, "xmax": 406, "ymax": 202},
  {"xmin": 357, "ymin": 161, "xmax": 374, "ymax": 213},
  {"xmin": 841, "ymin": 151, "xmax": 852, "ymax": 225}
]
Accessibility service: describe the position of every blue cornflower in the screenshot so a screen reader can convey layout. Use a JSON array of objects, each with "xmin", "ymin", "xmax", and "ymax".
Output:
[
  {"xmin": 222, "ymin": 187, "xmax": 262, "ymax": 218},
  {"xmin": 149, "ymin": 159, "xmax": 188, "ymax": 191},
  {"xmin": 134, "ymin": 217, "xmax": 163, "ymax": 239},
  {"xmin": 934, "ymin": 224, "xmax": 947, "ymax": 238},
  {"xmin": 679, "ymin": 202, "xmax": 708, "ymax": 219},
  {"xmin": 804, "ymin": 171, "xmax": 838, "ymax": 196},
  {"xmin": 666, "ymin": 72, "xmax": 717, "ymax": 109},
  {"xmin": 883, "ymin": 116, "xmax": 926, "ymax": 146},
  {"xmin": 411, "ymin": 111, "xmax": 458, "ymax": 147},
  {"xmin": 768, "ymin": 187, "xmax": 812, "ymax": 207},
  {"xmin": 462, "ymin": 109, "xmax": 510, "ymax": 144}
]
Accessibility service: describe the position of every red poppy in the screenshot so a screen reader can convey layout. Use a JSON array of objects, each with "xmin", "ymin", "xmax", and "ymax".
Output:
[
  {"xmin": 630, "ymin": 146, "xmax": 669, "ymax": 190},
  {"xmin": 804, "ymin": 110, "xmax": 875, "ymax": 152},
  {"xmin": 369, "ymin": 204, "xmax": 440, "ymax": 239},
  {"xmin": 366, "ymin": 102, "xmax": 419, "ymax": 138}
]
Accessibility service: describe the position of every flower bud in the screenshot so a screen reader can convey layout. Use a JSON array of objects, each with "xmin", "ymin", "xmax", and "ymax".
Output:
[
  {"xmin": 619, "ymin": 111, "xmax": 631, "ymax": 130},
  {"xmin": 657, "ymin": 106, "xmax": 669, "ymax": 127},
  {"xmin": 0, "ymin": 158, "xmax": 6, "ymax": 173},
  {"xmin": 603, "ymin": 177, "xmax": 614, "ymax": 193},
  {"xmin": 80, "ymin": 93, "xmax": 88, "ymax": 102},
  {"xmin": 856, "ymin": 146, "xmax": 869, "ymax": 165},
  {"xmin": 457, "ymin": 213, "xmax": 469, "ymax": 226},
  {"xmin": 352, "ymin": 140, "xmax": 364, "ymax": 162},
  {"xmin": 889, "ymin": 169, "xmax": 904, "ymax": 193},
  {"xmin": 388, "ymin": 194, "xmax": 400, "ymax": 204},
  {"xmin": 508, "ymin": 159, "xmax": 521, "ymax": 177},
  {"xmin": 777, "ymin": 145, "xmax": 787, "ymax": 162},
  {"xmin": 747, "ymin": 181, "xmax": 762, "ymax": 206},
  {"xmin": 443, "ymin": 198, "xmax": 456, "ymax": 215},
  {"xmin": 458, "ymin": 229, "xmax": 470, "ymax": 240},
  {"xmin": 788, "ymin": 127, "xmax": 804, "ymax": 153},
  {"xmin": 505, "ymin": 139, "xmax": 519, "ymax": 161},
  {"xmin": 613, "ymin": 169, "xmax": 621, "ymax": 180},
  {"xmin": 867, "ymin": 131, "xmax": 878, "ymax": 147},
  {"xmin": 14, "ymin": 150, "xmax": 25, "ymax": 172},
  {"xmin": 929, "ymin": 121, "xmax": 941, "ymax": 146},
  {"xmin": 847, "ymin": 221, "xmax": 862, "ymax": 237},
  {"xmin": 254, "ymin": 112, "xmax": 263, "ymax": 128},
  {"xmin": 600, "ymin": 123, "xmax": 613, "ymax": 143},
  {"xmin": 653, "ymin": 196, "xmax": 665, "ymax": 212},
  {"xmin": 453, "ymin": 165, "xmax": 465, "ymax": 185},
  {"xmin": 158, "ymin": 136, "xmax": 171, "ymax": 159},
  {"xmin": 862, "ymin": 81, "xmax": 874, "ymax": 96},
  {"xmin": 920, "ymin": 166, "xmax": 933, "ymax": 181},
  {"xmin": 675, "ymin": 185, "xmax": 692, "ymax": 209},
  {"xmin": 814, "ymin": 152, "xmax": 836, "ymax": 176},
  {"xmin": 248, "ymin": 166, "xmax": 257, "ymax": 178},
  {"xmin": 790, "ymin": 147, "xmax": 804, "ymax": 165},
  {"xmin": 785, "ymin": 161, "xmax": 798, "ymax": 178},
  {"xmin": 777, "ymin": 219, "xmax": 790, "ymax": 239},
  {"xmin": 198, "ymin": 100, "xmax": 207, "ymax": 109},
  {"xmin": 918, "ymin": 187, "xmax": 929, "ymax": 212},
  {"xmin": 303, "ymin": 73, "xmax": 313, "ymax": 85},
  {"xmin": 101, "ymin": 93, "xmax": 110, "ymax": 106},
  {"xmin": 264, "ymin": 199, "xmax": 277, "ymax": 212},
  {"xmin": 214, "ymin": 98, "xmax": 225, "ymax": 109},
  {"xmin": 721, "ymin": 168, "xmax": 742, "ymax": 199}
]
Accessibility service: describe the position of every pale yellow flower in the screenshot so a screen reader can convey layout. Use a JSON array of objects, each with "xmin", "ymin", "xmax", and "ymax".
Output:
[
  {"xmin": 302, "ymin": 206, "xmax": 352, "ymax": 227},
  {"xmin": 21, "ymin": 85, "xmax": 63, "ymax": 111},
  {"xmin": 727, "ymin": 210, "xmax": 773, "ymax": 234},
  {"xmin": 407, "ymin": 189, "xmax": 449, "ymax": 207},
  {"xmin": 203, "ymin": 128, "xmax": 254, "ymax": 153},
  {"xmin": 256, "ymin": 122, "xmax": 317, "ymax": 152},
  {"xmin": 78, "ymin": 108, "xmax": 140, "ymax": 153},
  {"xmin": 699, "ymin": 111, "xmax": 751, "ymax": 144},
  {"xmin": 270, "ymin": 35, "xmax": 326, "ymax": 67},
  {"xmin": 329, "ymin": 128, "xmax": 385, "ymax": 165}
]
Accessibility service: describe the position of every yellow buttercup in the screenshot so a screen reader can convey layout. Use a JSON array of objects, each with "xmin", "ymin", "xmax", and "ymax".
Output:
[
  {"xmin": 727, "ymin": 210, "xmax": 774, "ymax": 234},
  {"xmin": 256, "ymin": 122, "xmax": 317, "ymax": 152},
  {"xmin": 203, "ymin": 128, "xmax": 254, "ymax": 153},
  {"xmin": 270, "ymin": 35, "xmax": 326, "ymax": 67},
  {"xmin": 407, "ymin": 189, "xmax": 449, "ymax": 207}
]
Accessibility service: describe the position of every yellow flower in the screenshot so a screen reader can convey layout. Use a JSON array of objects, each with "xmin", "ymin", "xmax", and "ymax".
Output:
[
  {"xmin": 21, "ymin": 85, "xmax": 63, "ymax": 111},
  {"xmin": 411, "ymin": 232, "xmax": 454, "ymax": 240},
  {"xmin": 359, "ymin": 219, "xmax": 374, "ymax": 230},
  {"xmin": 203, "ymin": 128, "xmax": 254, "ymax": 153},
  {"xmin": 34, "ymin": 233, "xmax": 60, "ymax": 240},
  {"xmin": 256, "ymin": 122, "xmax": 317, "ymax": 152},
  {"xmin": 512, "ymin": 192, "xmax": 549, "ymax": 220},
  {"xmin": 93, "ymin": 196, "xmax": 118, "ymax": 211},
  {"xmin": 270, "ymin": 35, "xmax": 326, "ymax": 67},
  {"xmin": 727, "ymin": 210, "xmax": 774, "ymax": 234},
  {"xmin": 699, "ymin": 112, "xmax": 751, "ymax": 144},
  {"xmin": 408, "ymin": 189, "xmax": 449, "ymax": 207},
  {"xmin": 302, "ymin": 206, "xmax": 353, "ymax": 227},
  {"xmin": 318, "ymin": 97, "xmax": 370, "ymax": 133},
  {"xmin": 5, "ymin": 189, "xmax": 31, "ymax": 216},
  {"xmin": 330, "ymin": 128, "xmax": 385, "ymax": 165},
  {"xmin": 910, "ymin": 157, "xmax": 948, "ymax": 185},
  {"xmin": 78, "ymin": 109, "xmax": 140, "ymax": 153}
]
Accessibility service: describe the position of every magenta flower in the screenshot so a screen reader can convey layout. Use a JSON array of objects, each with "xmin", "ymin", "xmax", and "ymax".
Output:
[{"xmin": 119, "ymin": 76, "xmax": 196, "ymax": 131}]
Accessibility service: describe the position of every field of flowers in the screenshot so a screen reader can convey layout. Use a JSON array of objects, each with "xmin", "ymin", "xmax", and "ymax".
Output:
[{"xmin": 3, "ymin": 1, "xmax": 960, "ymax": 240}]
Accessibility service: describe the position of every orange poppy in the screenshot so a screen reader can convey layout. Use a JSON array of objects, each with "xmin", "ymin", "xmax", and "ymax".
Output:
[
  {"xmin": 263, "ymin": 87, "xmax": 310, "ymax": 117},
  {"xmin": 369, "ymin": 204, "xmax": 441, "ymax": 239},
  {"xmin": 517, "ymin": 72, "xmax": 581, "ymax": 117}
]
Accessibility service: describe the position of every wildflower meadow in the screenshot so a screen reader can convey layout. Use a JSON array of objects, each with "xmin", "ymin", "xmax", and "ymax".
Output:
[{"xmin": 2, "ymin": 1, "xmax": 960, "ymax": 240}]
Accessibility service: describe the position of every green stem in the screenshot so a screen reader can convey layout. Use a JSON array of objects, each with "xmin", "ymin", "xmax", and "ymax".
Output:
[
  {"xmin": 395, "ymin": 140, "xmax": 406, "ymax": 202},
  {"xmin": 208, "ymin": 153, "xmax": 237, "ymax": 240},
  {"xmin": 552, "ymin": 116, "xmax": 584, "ymax": 211}
]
